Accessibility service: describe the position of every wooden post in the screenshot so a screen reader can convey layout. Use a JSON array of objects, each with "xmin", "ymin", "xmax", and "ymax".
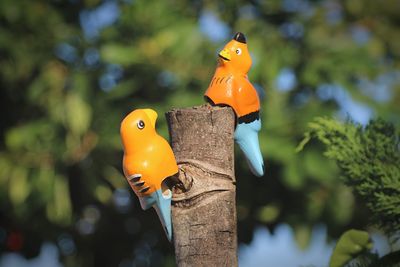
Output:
[{"xmin": 165, "ymin": 105, "xmax": 238, "ymax": 267}]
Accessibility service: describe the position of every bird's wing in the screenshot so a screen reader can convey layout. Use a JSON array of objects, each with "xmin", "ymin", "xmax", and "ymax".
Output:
[
  {"xmin": 232, "ymin": 77, "xmax": 260, "ymax": 117},
  {"xmin": 155, "ymin": 136, "xmax": 179, "ymax": 179}
]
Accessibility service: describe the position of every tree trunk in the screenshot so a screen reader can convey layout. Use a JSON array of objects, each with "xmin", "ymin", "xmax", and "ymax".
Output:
[{"xmin": 165, "ymin": 105, "xmax": 238, "ymax": 267}]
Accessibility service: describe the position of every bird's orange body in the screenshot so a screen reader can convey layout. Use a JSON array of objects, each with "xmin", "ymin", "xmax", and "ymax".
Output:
[
  {"xmin": 205, "ymin": 37, "xmax": 260, "ymax": 117},
  {"xmin": 121, "ymin": 109, "xmax": 178, "ymax": 197}
]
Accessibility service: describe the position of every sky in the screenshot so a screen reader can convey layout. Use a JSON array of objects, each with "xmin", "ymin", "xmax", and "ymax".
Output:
[{"xmin": 239, "ymin": 224, "xmax": 333, "ymax": 267}]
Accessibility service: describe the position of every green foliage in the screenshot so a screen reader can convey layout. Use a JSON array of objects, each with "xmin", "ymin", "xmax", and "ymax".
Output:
[
  {"xmin": 329, "ymin": 229, "xmax": 373, "ymax": 267},
  {"xmin": 297, "ymin": 118, "xmax": 400, "ymax": 234},
  {"xmin": 328, "ymin": 229, "xmax": 400, "ymax": 267},
  {"xmin": 370, "ymin": 250, "xmax": 400, "ymax": 267}
]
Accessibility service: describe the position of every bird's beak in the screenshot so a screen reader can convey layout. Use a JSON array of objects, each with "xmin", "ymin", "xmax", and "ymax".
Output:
[
  {"xmin": 143, "ymin": 109, "xmax": 158, "ymax": 128},
  {"xmin": 218, "ymin": 48, "xmax": 231, "ymax": 61}
]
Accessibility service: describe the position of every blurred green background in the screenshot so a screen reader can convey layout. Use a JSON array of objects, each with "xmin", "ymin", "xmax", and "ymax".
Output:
[{"xmin": 0, "ymin": 0, "xmax": 399, "ymax": 266}]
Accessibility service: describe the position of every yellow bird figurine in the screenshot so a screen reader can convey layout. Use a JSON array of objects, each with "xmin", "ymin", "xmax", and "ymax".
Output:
[
  {"xmin": 120, "ymin": 108, "xmax": 178, "ymax": 241},
  {"xmin": 205, "ymin": 32, "xmax": 264, "ymax": 177}
]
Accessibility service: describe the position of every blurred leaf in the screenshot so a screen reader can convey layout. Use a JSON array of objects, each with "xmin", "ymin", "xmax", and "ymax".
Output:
[
  {"xmin": 100, "ymin": 44, "xmax": 141, "ymax": 66},
  {"xmin": 104, "ymin": 166, "xmax": 126, "ymax": 189},
  {"xmin": 0, "ymin": 155, "xmax": 11, "ymax": 186},
  {"xmin": 283, "ymin": 159, "xmax": 304, "ymax": 189},
  {"xmin": 294, "ymin": 225, "xmax": 312, "ymax": 250},
  {"xmin": 303, "ymin": 149, "xmax": 338, "ymax": 183},
  {"xmin": 65, "ymin": 92, "xmax": 92, "ymax": 136},
  {"xmin": 326, "ymin": 185, "xmax": 355, "ymax": 227},
  {"xmin": 46, "ymin": 175, "xmax": 72, "ymax": 226},
  {"xmin": 5, "ymin": 120, "xmax": 55, "ymax": 152},
  {"xmin": 257, "ymin": 204, "xmax": 280, "ymax": 223},
  {"xmin": 35, "ymin": 166, "xmax": 56, "ymax": 203},
  {"xmin": 9, "ymin": 166, "xmax": 29, "ymax": 207},
  {"xmin": 95, "ymin": 184, "xmax": 113, "ymax": 204},
  {"xmin": 329, "ymin": 229, "xmax": 372, "ymax": 267}
]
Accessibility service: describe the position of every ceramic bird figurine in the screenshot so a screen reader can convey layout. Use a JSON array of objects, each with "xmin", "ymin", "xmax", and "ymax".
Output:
[
  {"xmin": 205, "ymin": 32, "xmax": 264, "ymax": 177},
  {"xmin": 120, "ymin": 108, "xmax": 178, "ymax": 241}
]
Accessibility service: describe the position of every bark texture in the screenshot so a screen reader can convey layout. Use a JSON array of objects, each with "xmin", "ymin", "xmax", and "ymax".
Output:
[{"xmin": 165, "ymin": 105, "xmax": 237, "ymax": 267}]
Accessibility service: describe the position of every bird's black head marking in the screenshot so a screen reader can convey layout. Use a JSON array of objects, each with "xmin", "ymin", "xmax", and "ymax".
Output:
[{"xmin": 233, "ymin": 32, "xmax": 246, "ymax": 44}]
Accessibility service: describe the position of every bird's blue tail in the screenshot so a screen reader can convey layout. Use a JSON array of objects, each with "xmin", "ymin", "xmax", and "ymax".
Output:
[
  {"xmin": 139, "ymin": 189, "xmax": 173, "ymax": 242},
  {"xmin": 153, "ymin": 189, "xmax": 173, "ymax": 242},
  {"xmin": 234, "ymin": 119, "xmax": 264, "ymax": 177}
]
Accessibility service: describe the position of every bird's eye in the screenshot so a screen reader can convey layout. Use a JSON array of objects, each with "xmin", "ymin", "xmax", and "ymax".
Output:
[
  {"xmin": 137, "ymin": 120, "xmax": 145, "ymax": 129},
  {"xmin": 235, "ymin": 48, "xmax": 242, "ymax": 55}
]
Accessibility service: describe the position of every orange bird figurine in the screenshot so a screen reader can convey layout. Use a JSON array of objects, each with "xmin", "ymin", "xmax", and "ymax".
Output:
[
  {"xmin": 205, "ymin": 32, "xmax": 264, "ymax": 177},
  {"xmin": 120, "ymin": 108, "xmax": 178, "ymax": 241}
]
